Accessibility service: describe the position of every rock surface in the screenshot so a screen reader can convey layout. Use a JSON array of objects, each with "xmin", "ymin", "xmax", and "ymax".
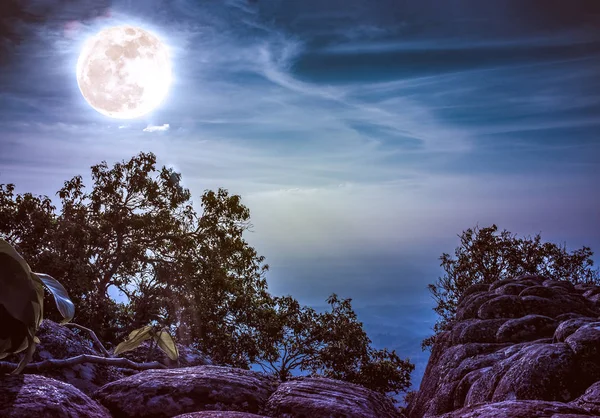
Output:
[
  {"xmin": 436, "ymin": 400, "xmax": 593, "ymax": 417},
  {"xmin": 0, "ymin": 374, "xmax": 111, "ymax": 418},
  {"xmin": 2, "ymin": 319, "xmax": 125, "ymax": 394},
  {"xmin": 93, "ymin": 365, "xmax": 279, "ymax": 418},
  {"xmin": 173, "ymin": 413, "xmax": 270, "ymax": 418},
  {"xmin": 407, "ymin": 275, "xmax": 600, "ymax": 418},
  {"xmin": 572, "ymin": 381, "xmax": 600, "ymax": 415},
  {"xmin": 1, "ymin": 365, "xmax": 401, "ymax": 417},
  {"xmin": 92, "ymin": 365, "xmax": 402, "ymax": 418},
  {"xmin": 264, "ymin": 376, "xmax": 399, "ymax": 418}
]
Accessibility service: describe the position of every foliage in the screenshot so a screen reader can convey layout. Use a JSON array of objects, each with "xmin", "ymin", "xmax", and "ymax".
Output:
[
  {"xmin": 113, "ymin": 325, "xmax": 179, "ymax": 361},
  {"xmin": 164, "ymin": 188, "xmax": 272, "ymax": 368},
  {"xmin": 423, "ymin": 224, "xmax": 600, "ymax": 349},
  {"xmin": 308, "ymin": 294, "xmax": 414, "ymax": 397},
  {"xmin": 0, "ymin": 152, "xmax": 271, "ymax": 366},
  {"xmin": 1, "ymin": 152, "xmax": 414, "ymax": 396},
  {"xmin": 0, "ymin": 237, "xmax": 74, "ymax": 373},
  {"xmin": 257, "ymin": 295, "xmax": 321, "ymax": 381},
  {"xmin": 0, "ymin": 237, "xmax": 179, "ymax": 374},
  {"xmin": 258, "ymin": 294, "xmax": 414, "ymax": 398}
]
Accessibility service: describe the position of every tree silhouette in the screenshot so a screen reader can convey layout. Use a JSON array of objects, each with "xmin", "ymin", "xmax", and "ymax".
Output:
[{"xmin": 424, "ymin": 224, "xmax": 600, "ymax": 349}]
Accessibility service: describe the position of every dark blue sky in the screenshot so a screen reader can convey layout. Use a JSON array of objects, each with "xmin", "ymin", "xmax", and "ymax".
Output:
[{"xmin": 1, "ymin": 0, "xmax": 599, "ymax": 391}]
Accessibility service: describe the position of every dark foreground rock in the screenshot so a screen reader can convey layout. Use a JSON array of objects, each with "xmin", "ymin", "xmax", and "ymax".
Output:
[
  {"xmin": 436, "ymin": 400, "xmax": 593, "ymax": 417},
  {"xmin": 0, "ymin": 374, "xmax": 111, "ymax": 418},
  {"xmin": 92, "ymin": 365, "xmax": 402, "ymax": 418},
  {"xmin": 572, "ymin": 381, "xmax": 600, "ymax": 415},
  {"xmin": 93, "ymin": 365, "xmax": 279, "ymax": 418},
  {"xmin": 407, "ymin": 275, "xmax": 600, "ymax": 418},
  {"xmin": 1, "ymin": 360, "xmax": 401, "ymax": 417},
  {"xmin": 2, "ymin": 319, "xmax": 125, "ymax": 394},
  {"xmin": 264, "ymin": 376, "xmax": 399, "ymax": 418},
  {"xmin": 173, "ymin": 413, "xmax": 270, "ymax": 418}
]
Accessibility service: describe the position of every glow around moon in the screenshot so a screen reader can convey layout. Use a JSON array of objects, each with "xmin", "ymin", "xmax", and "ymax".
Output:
[{"xmin": 76, "ymin": 25, "xmax": 171, "ymax": 119}]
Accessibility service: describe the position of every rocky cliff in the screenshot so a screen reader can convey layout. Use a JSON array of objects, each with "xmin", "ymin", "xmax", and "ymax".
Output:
[{"xmin": 407, "ymin": 274, "xmax": 600, "ymax": 418}]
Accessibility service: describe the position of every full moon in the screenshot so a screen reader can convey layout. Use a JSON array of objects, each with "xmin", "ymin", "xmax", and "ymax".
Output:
[{"xmin": 76, "ymin": 25, "xmax": 171, "ymax": 119}]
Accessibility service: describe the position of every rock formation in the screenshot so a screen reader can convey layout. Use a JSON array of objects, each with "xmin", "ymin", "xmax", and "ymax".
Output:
[
  {"xmin": 93, "ymin": 365, "xmax": 279, "ymax": 417},
  {"xmin": 2, "ymin": 319, "xmax": 126, "ymax": 394},
  {"xmin": 1, "ymin": 319, "xmax": 213, "ymax": 391},
  {"xmin": 0, "ymin": 374, "xmax": 111, "ymax": 418},
  {"xmin": 263, "ymin": 376, "xmax": 399, "ymax": 418},
  {"xmin": 92, "ymin": 366, "xmax": 399, "ymax": 418},
  {"xmin": 407, "ymin": 274, "xmax": 600, "ymax": 418},
  {"xmin": 0, "ymin": 322, "xmax": 401, "ymax": 417},
  {"xmin": 0, "ymin": 366, "xmax": 400, "ymax": 417},
  {"xmin": 10, "ymin": 274, "xmax": 600, "ymax": 417}
]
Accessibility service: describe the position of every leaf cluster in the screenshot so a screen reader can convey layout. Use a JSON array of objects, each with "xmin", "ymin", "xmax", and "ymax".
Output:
[{"xmin": 258, "ymin": 294, "xmax": 414, "ymax": 398}]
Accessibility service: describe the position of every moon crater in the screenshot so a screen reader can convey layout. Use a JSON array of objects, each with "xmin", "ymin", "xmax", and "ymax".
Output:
[{"xmin": 76, "ymin": 25, "xmax": 171, "ymax": 119}]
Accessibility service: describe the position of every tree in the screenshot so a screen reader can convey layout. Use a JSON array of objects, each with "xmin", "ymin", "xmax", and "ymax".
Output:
[
  {"xmin": 163, "ymin": 188, "xmax": 272, "ymax": 368},
  {"xmin": 423, "ymin": 224, "xmax": 600, "ymax": 349},
  {"xmin": 1, "ymin": 152, "xmax": 414, "ymax": 396},
  {"xmin": 256, "ymin": 295, "xmax": 321, "ymax": 381},
  {"xmin": 45, "ymin": 152, "xmax": 193, "ymax": 342},
  {"xmin": 0, "ymin": 153, "xmax": 271, "ymax": 364},
  {"xmin": 307, "ymin": 294, "xmax": 414, "ymax": 397},
  {"xmin": 258, "ymin": 294, "xmax": 414, "ymax": 400}
]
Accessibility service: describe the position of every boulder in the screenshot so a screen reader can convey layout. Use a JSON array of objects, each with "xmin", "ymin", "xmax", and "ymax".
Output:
[
  {"xmin": 0, "ymin": 374, "xmax": 111, "ymax": 417},
  {"xmin": 455, "ymin": 293, "xmax": 495, "ymax": 321},
  {"xmin": 460, "ymin": 283, "xmax": 490, "ymax": 300},
  {"xmin": 407, "ymin": 276, "xmax": 600, "ymax": 418},
  {"xmin": 435, "ymin": 400, "xmax": 593, "ymax": 417},
  {"xmin": 564, "ymin": 322, "xmax": 600, "ymax": 388},
  {"xmin": 519, "ymin": 285, "xmax": 567, "ymax": 298},
  {"xmin": 93, "ymin": 365, "xmax": 279, "ymax": 418},
  {"xmin": 488, "ymin": 275, "xmax": 545, "ymax": 291},
  {"xmin": 478, "ymin": 295, "xmax": 524, "ymax": 319},
  {"xmin": 173, "ymin": 413, "xmax": 269, "ymax": 418},
  {"xmin": 564, "ymin": 322, "xmax": 600, "ymax": 360},
  {"xmin": 493, "ymin": 283, "xmax": 527, "ymax": 296},
  {"xmin": 519, "ymin": 295, "xmax": 565, "ymax": 317},
  {"xmin": 544, "ymin": 279, "xmax": 576, "ymax": 292},
  {"xmin": 571, "ymin": 381, "xmax": 600, "ymax": 415},
  {"xmin": 491, "ymin": 343, "xmax": 580, "ymax": 402},
  {"xmin": 452, "ymin": 319, "xmax": 507, "ymax": 344},
  {"xmin": 495, "ymin": 314, "xmax": 557, "ymax": 343},
  {"xmin": 264, "ymin": 376, "xmax": 401, "ymax": 418},
  {"xmin": 2, "ymin": 319, "xmax": 125, "ymax": 394},
  {"xmin": 464, "ymin": 343, "xmax": 532, "ymax": 406},
  {"xmin": 554, "ymin": 317, "xmax": 598, "ymax": 342},
  {"xmin": 410, "ymin": 342, "xmax": 509, "ymax": 416}
]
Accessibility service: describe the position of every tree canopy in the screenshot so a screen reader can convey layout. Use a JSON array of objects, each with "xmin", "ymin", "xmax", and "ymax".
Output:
[
  {"xmin": 0, "ymin": 152, "xmax": 414, "ymax": 402},
  {"xmin": 424, "ymin": 224, "xmax": 600, "ymax": 349},
  {"xmin": 257, "ymin": 294, "xmax": 414, "ymax": 396}
]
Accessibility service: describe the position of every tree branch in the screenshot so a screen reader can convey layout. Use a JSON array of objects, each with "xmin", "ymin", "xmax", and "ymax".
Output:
[
  {"xmin": 63, "ymin": 323, "xmax": 111, "ymax": 357},
  {"xmin": 0, "ymin": 355, "xmax": 167, "ymax": 373}
]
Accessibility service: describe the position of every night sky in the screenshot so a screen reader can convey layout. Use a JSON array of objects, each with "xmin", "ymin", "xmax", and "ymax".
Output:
[{"xmin": 1, "ymin": 0, "xmax": 599, "ymax": 391}]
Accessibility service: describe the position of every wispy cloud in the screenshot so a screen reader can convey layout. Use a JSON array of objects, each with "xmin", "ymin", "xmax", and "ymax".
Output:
[
  {"xmin": 143, "ymin": 123, "xmax": 170, "ymax": 132},
  {"xmin": 1, "ymin": 0, "xmax": 599, "ymax": 303}
]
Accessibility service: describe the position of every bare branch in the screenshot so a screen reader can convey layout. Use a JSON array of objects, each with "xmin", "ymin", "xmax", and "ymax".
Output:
[
  {"xmin": 63, "ymin": 323, "xmax": 111, "ymax": 357},
  {"xmin": 0, "ymin": 355, "xmax": 167, "ymax": 373}
]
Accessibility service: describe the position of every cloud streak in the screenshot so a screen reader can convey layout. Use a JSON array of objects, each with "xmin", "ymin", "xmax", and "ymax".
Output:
[{"xmin": 143, "ymin": 123, "xmax": 170, "ymax": 132}]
